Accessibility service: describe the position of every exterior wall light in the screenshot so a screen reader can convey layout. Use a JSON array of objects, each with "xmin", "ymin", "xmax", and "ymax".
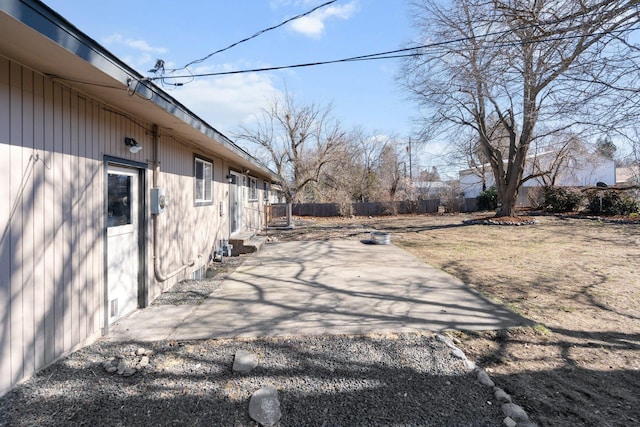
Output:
[{"xmin": 124, "ymin": 137, "xmax": 142, "ymax": 154}]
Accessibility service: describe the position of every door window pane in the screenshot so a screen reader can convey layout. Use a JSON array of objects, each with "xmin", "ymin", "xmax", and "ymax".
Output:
[{"xmin": 108, "ymin": 174, "xmax": 132, "ymax": 227}]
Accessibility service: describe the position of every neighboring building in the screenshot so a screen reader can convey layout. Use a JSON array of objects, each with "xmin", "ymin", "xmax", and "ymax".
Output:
[
  {"xmin": 616, "ymin": 166, "xmax": 640, "ymax": 186},
  {"xmin": 460, "ymin": 149, "xmax": 616, "ymax": 207},
  {"xmin": 0, "ymin": 0, "xmax": 280, "ymax": 395}
]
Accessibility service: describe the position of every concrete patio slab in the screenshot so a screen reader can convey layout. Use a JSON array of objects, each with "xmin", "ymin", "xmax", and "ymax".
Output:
[{"xmin": 107, "ymin": 240, "xmax": 530, "ymax": 342}]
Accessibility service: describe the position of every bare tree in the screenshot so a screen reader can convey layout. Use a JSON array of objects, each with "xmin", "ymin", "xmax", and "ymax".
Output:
[
  {"xmin": 313, "ymin": 137, "xmax": 359, "ymax": 214},
  {"xmin": 348, "ymin": 130, "xmax": 389, "ymax": 201},
  {"xmin": 320, "ymin": 130, "xmax": 405, "ymax": 204},
  {"xmin": 235, "ymin": 92, "xmax": 346, "ymax": 203},
  {"xmin": 401, "ymin": 0, "xmax": 640, "ymax": 217},
  {"xmin": 452, "ymin": 117, "xmax": 509, "ymax": 191},
  {"xmin": 377, "ymin": 141, "xmax": 405, "ymax": 202}
]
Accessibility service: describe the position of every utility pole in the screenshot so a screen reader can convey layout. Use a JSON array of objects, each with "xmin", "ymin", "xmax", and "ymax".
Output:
[{"xmin": 407, "ymin": 138, "xmax": 413, "ymax": 181}]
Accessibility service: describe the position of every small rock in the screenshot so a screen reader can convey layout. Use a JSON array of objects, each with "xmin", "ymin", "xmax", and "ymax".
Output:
[
  {"xmin": 233, "ymin": 350, "xmax": 258, "ymax": 374},
  {"xmin": 122, "ymin": 367, "xmax": 136, "ymax": 377},
  {"xmin": 464, "ymin": 360, "xmax": 477, "ymax": 370},
  {"xmin": 494, "ymin": 387, "xmax": 512, "ymax": 403},
  {"xmin": 503, "ymin": 416, "xmax": 517, "ymax": 427},
  {"xmin": 435, "ymin": 334, "xmax": 454, "ymax": 348},
  {"xmin": 117, "ymin": 361, "xmax": 126, "ymax": 375},
  {"xmin": 502, "ymin": 403, "xmax": 529, "ymax": 421},
  {"xmin": 476, "ymin": 368, "xmax": 495, "ymax": 387},
  {"xmin": 249, "ymin": 386, "xmax": 281, "ymax": 427},
  {"xmin": 139, "ymin": 356, "xmax": 150, "ymax": 368},
  {"xmin": 136, "ymin": 347, "xmax": 147, "ymax": 356},
  {"xmin": 451, "ymin": 347, "xmax": 467, "ymax": 360}
]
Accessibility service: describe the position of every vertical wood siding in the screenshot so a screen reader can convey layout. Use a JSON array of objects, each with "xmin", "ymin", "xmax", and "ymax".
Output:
[
  {"xmin": 0, "ymin": 59, "xmax": 104, "ymax": 395},
  {"xmin": 147, "ymin": 134, "xmax": 228, "ymax": 299},
  {"xmin": 0, "ymin": 56, "xmax": 270, "ymax": 396}
]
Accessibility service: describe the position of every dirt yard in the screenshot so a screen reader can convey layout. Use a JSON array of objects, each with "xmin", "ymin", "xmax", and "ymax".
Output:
[{"xmin": 264, "ymin": 213, "xmax": 640, "ymax": 426}]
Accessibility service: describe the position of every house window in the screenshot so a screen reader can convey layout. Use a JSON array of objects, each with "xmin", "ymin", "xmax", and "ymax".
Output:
[
  {"xmin": 263, "ymin": 181, "xmax": 269, "ymax": 201},
  {"xmin": 248, "ymin": 177, "xmax": 258, "ymax": 201},
  {"xmin": 194, "ymin": 156, "xmax": 213, "ymax": 205}
]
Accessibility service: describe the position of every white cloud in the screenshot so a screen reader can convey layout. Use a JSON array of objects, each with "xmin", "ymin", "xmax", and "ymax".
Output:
[
  {"xmin": 102, "ymin": 33, "xmax": 168, "ymax": 70},
  {"xmin": 289, "ymin": 2, "xmax": 358, "ymax": 38},
  {"xmin": 100, "ymin": 32, "xmax": 282, "ymax": 136},
  {"xmin": 103, "ymin": 33, "xmax": 167, "ymax": 54},
  {"xmin": 169, "ymin": 70, "xmax": 282, "ymax": 135}
]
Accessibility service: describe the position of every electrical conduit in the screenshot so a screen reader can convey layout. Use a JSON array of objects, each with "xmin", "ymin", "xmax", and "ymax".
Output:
[{"xmin": 152, "ymin": 124, "xmax": 196, "ymax": 282}]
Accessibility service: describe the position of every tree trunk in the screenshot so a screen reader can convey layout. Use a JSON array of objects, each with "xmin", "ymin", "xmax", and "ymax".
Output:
[{"xmin": 496, "ymin": 190, "xmax": 517, "ymax": 217}]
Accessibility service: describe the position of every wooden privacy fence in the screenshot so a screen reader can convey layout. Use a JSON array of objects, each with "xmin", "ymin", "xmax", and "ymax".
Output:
[{"xmin": 292, "ymin": 200, "xmax": 444, "ymax": 217}]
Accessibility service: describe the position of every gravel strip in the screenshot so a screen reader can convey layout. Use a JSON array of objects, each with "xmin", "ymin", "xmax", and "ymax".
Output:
[
  {"xmin": 152, "ymin": 257, "xmax": 247, "ymax": 306},
  {"xmin": 0, "ymin": 333, "xmax": 504, "ymax": 426},
  {"xmin": 151, "ymin": 278, "xmax": 222, "ymax": 306}
]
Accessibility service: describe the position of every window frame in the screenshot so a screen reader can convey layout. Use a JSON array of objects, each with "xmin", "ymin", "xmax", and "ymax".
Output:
[
  {"xmin": 263, "ymin": 181, "xmax": 269, "ymax": 201},
  {"xmin": 194, "ymin": 156, "xmax": 214, "ymax": 206},
  {"xmin": 248, "ymin": 176, "xmax": 258, "ymax": 201}
]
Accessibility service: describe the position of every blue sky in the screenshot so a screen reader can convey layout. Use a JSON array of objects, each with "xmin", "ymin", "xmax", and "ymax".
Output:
[{"xmin": 42, "ymin": 1, "xmax": 436, "ymax": 163}]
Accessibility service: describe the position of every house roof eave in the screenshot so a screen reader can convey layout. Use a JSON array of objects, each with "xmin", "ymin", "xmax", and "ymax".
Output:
[{"xmin": 0, "ymin": 0, "xmax": 282, "ymax": 183}]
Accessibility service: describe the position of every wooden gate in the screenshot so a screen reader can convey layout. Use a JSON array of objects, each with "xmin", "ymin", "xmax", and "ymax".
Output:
[{"xmin": 265, "ymin": 203, "xmax": 293, "ymax": 228}]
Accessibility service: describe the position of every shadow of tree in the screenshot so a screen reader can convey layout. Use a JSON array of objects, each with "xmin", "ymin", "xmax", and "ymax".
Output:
[
  {"xmin": 0, "ymin": 334, "xmax": 506, "ymax": 426},
  {"xmin": 462, "ymin": 327, "xmax": 640, "ymax": 426}
]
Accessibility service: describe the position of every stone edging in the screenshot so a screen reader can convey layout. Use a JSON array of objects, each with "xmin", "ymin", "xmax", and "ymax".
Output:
[
  {"xmin": 436, "ymin": 334, "xmax": 538, "ymax": 427},
  {"xmin": 462, "ymin": 218, "xmax": 539, "ymax": 226}
]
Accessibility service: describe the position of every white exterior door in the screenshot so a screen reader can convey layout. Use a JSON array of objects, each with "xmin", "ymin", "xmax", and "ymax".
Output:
[
  {"xmin": 106, "ymin": 165, "xmax": 140, "ymax": 324},
  {"xmin": 229, "ymin": 171, "xmax": 243, "ymax": 234}
]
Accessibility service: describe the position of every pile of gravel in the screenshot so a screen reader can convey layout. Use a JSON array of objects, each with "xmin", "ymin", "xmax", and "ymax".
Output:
[{"xmin": 0, "ymin": 332, "xmax": 505, "ymax": 426}]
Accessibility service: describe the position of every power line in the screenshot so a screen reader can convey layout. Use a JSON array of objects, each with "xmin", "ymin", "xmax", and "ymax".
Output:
[
  {"xmin": 174, "ymin": 0, "xmax": 337, "ymax": 71},
  {"xmin": 149, "ymin": 25, "xmax": 639, "ymax": 82}
]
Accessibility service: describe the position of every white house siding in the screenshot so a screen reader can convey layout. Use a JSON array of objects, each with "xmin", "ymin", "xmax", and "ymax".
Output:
[
  {"xmin": 1, "ymin": 58, "xmax": 105, "ymax": 395},
  {"xmin": 0, "ymin": 56, "xmax": 272, "ymax": 395},
  {"xmin": 242, "ymin": 177, "xmax": 266, "ymax": 234},
  {"xmin": 146, "ymin": 135, "xmax": 270, "ymax": 299},
  {"xmin": 147, "ymin": 133, "xmax": 227, "ymax": 298}
]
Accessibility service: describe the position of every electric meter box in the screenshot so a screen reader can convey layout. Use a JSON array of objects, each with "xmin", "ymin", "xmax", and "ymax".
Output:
[{"xmin": 150, "ymin": 188, "xmax": 168, "ymax": 214}]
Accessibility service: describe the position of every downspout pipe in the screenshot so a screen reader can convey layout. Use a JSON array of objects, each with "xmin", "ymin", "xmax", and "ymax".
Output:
[{"xmin": 152, "ymin": 124, "xmax": 195, "ymax": 282}]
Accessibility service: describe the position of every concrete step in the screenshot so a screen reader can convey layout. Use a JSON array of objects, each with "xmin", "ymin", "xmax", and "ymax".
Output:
[{"xmin": 229, "ymin": 233, "xmax": 267, "ymax": 255}]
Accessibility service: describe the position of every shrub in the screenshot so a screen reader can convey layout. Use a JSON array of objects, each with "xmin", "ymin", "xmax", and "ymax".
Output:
[
  {"xmin": 477, "ymin": 186, "xmax": 498, "ymax": 211},
  {"xmin": 542, "ymin": 186, "xmax": 582, "ymax": 213},
  {"xmin": 527, "ymin": 187, "xmax": 545, "ymax": 210},
  {"xmin": 586, "ymin": 190, "xmax": 639, "ymax": 215}
]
